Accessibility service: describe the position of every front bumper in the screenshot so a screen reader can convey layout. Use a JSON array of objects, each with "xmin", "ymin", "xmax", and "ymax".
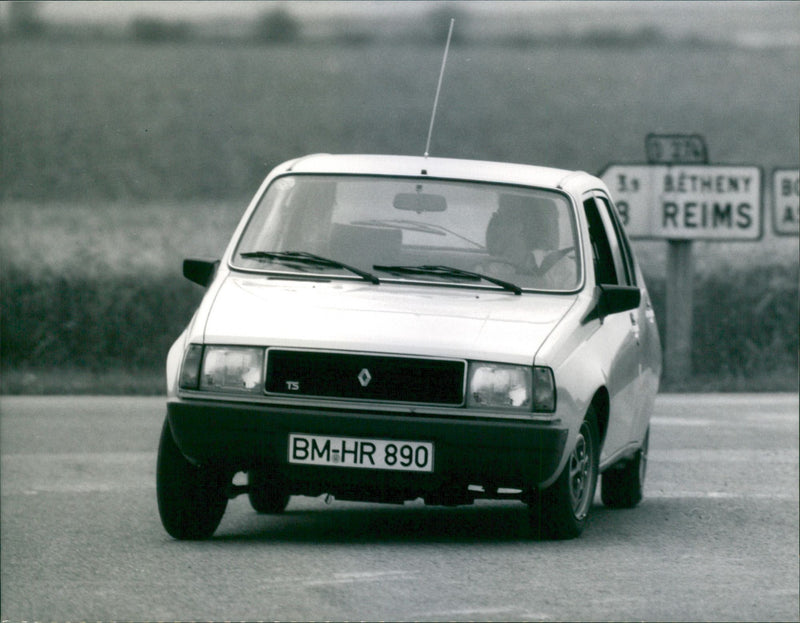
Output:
[{"xmin": 167, "ymin": 398, "xmax": 568, "ymax": 499}]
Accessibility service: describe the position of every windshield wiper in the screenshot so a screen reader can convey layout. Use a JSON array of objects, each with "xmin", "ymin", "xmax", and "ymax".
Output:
[
  {"xmin": 373, "ymin": 264, "xmax": 522, "ymax": 295},
  {"xmin": 239, "ymin": 251, "xmax": 380, "ymax": 285}
]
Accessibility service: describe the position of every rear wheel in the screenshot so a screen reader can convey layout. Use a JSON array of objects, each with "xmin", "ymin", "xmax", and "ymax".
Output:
[
  {"xmin": 529, "ymin": 407, "xmax": 599, "ymax": 540},
  {"xmin": 601, "ymin": 427, "xmax": 649, "ymax": 509},
  {"xmin": 156, "ymin": 417, "xmax": 228, "ymax": 540},
  {"xmin": 248, "ymin": 469, "xmax": 291, "ymax": 514}
]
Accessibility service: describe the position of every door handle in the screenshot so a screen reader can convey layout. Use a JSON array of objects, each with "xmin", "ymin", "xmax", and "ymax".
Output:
[{"xmin": 630, "ymin": 312, "xmax": 641, "ymax": 343}]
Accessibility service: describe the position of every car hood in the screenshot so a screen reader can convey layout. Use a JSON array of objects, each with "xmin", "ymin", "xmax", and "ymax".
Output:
[{"xmin": 199, "ymin": 275, "xmax": 578, "ymax": 365}]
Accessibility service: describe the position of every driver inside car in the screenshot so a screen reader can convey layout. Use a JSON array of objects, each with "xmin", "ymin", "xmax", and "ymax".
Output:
[{"xmin": 475, "ymin": 193, "xmax": 577, "ymax": 290}]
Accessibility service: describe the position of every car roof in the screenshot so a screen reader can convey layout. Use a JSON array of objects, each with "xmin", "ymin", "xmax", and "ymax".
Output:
[{"xmin": 276, "ymin": 153, "xmax": 605, "ymax": 196}]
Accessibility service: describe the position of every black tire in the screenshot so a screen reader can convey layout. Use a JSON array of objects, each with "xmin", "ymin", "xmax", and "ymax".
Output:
[
  {"xmin": 529, "ymin": 407, "xmax": 600, "ymax": 540},
  {"xmin": 601, "ymin": 427, "xmax": 649, "ymax": 509},
  {"xmin": 248, "ymin": 469, "xmax": 290, "ymax": 514},
  {"xmin": 156, "ymin": 417, "xmax": 228, "ymax": 540}
]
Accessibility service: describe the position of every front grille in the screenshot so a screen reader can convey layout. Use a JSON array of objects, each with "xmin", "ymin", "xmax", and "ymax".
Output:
[{"xmin": 265, "ymin": 349, "xmax": 465, "ymax": 406}]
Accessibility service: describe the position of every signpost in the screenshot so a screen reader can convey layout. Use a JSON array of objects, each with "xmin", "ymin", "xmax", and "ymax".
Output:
[
  {"xmin": 600, "ymin": 135, "xmax": 764, "ymax": 385},
  {"xmin": 772, "ymin": 169, "xmax": 799, "ymax": 236}
]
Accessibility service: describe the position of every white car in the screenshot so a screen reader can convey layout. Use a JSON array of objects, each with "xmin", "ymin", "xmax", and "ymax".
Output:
[{"xmin": 157, "ymin": 154, "xmax": 661, "ymax": 540}]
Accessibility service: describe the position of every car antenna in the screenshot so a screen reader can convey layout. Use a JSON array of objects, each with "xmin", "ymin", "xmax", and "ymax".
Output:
[{"xmin": 424, "ymin": 18, "xmax": 455, "ymax": 159}]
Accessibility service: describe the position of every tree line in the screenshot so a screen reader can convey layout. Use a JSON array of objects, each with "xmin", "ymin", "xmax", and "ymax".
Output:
[{"xmin": 4, "ymin": 4, "xmax": 678, "ymax": 50}]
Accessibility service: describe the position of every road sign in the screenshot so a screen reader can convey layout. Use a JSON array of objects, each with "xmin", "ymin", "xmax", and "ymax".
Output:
[
  {"xmin": 600, "ymin": 164, "xmax": 762, "ymax": 240},
  {"xmin": 645, "ymin": 133, "xmax": 708, "ymax": 165},
  {"xmin": 772, "ymin": 169, "xmax": 799, "ymax": 236}
]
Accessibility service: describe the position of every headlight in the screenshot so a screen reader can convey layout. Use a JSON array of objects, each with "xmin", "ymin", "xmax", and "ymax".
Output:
[
  {"xmin": 180, "ymin": 345, "xmax": 265, "ymax": 394},
  {"xmin": 467, "ymin": 362, "xmax": 556, "ymax": 413},
  {"xmin": 468, "ymin": 363, "xmax": 532, "ymax": 410}
]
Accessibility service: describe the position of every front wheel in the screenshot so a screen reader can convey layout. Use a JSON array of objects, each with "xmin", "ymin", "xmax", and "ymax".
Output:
[
  {"xmin": 601, "ymin": 427, "xmax": 649, "ymax": 509},
  {"xmin": 529, "ymin": 408, "xmax": 599, "ymax": 540},
  {"xmin": 156, "ymin": 417, "xmax": 228, "ymax": 540}
]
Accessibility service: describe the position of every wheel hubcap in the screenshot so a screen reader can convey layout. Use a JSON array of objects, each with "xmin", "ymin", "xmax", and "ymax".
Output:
[{"xmin": 568, "ymin": 425, "xmax": 593, "ymax": 518}]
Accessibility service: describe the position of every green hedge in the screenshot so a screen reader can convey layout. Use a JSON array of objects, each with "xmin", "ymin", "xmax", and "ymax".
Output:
[
  {"xmin": 645, "ymin": 265, "xmax": 799, "ymax": 384},
  {"xmin": 1, "ymin": 265, "xmax": 203, "ymax": 371},
  {"xmin": 1, "ymin": 264, "xmax": 797, "ymax": 390}
]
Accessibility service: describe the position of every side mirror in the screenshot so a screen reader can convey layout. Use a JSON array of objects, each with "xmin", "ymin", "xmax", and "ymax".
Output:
[
  {"xmin": 183, "ymin": 258, "xmax": 219, "ymax": 287},
  {"xmin": 598, "ymin": 284, "xmax": 641, "ymax": 316},
  {"xmin": 582, "ymin": 284, "xmax": 641, "ymax": 324}
]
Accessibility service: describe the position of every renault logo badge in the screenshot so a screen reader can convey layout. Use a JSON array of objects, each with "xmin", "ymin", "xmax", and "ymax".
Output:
[{"xmin": 357, "ymin": 368, "xmax": 372, "ymax": 387}]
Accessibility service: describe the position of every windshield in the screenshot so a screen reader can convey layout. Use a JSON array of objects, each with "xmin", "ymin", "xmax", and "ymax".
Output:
[{"xmin": 232, "ymin": 174, "xmax": 582, "ymax": 292}]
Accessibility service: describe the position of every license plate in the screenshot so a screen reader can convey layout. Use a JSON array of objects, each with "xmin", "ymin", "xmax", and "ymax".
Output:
[{"xmin": 288, "ymin": 433, "xmax": 434, "ymax": 473}]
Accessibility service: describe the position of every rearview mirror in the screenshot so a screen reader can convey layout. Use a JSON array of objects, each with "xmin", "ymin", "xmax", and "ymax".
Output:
[{"xmin": 393, "ymin": 192, "xmax": 447, "ymax": 212}]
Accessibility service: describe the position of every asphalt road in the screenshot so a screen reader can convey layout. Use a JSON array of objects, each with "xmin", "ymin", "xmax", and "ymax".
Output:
[{"xmin": 1, "ymin": 394, "xmax": 797, "ymax": 622}]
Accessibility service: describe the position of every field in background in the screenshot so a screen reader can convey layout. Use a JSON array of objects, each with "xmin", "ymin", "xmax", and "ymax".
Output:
[
  {"xmin": 3, "ymin": 40, "xmax": 799, "ymax": 201},
  {"xmin": 1, "ymin": 38, "xmax": 798, "ymax": 393}
]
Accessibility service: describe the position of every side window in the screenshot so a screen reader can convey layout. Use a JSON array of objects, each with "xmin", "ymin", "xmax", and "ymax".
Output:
[
  {"xmin": 583, "ymin": 197, "xmax": 618, "ymax": 285},
  {"xmin": 597, "ymin": 195, "xmax": 637, "ymax": 286}
]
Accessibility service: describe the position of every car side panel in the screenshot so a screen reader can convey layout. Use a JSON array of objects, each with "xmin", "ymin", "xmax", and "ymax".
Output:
[
  {"xmin": 628, "ymin": 266, "xmax": 662, "ymax": 446},
  {"xmin": 539, "ymin": 311, "xmax": 637, "ymax": 480}
]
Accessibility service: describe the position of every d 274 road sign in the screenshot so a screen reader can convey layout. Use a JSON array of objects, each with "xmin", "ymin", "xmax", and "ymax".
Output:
[{"xmin": 600, "ymin": 164, "xmax": 762, "ymax": 240}]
